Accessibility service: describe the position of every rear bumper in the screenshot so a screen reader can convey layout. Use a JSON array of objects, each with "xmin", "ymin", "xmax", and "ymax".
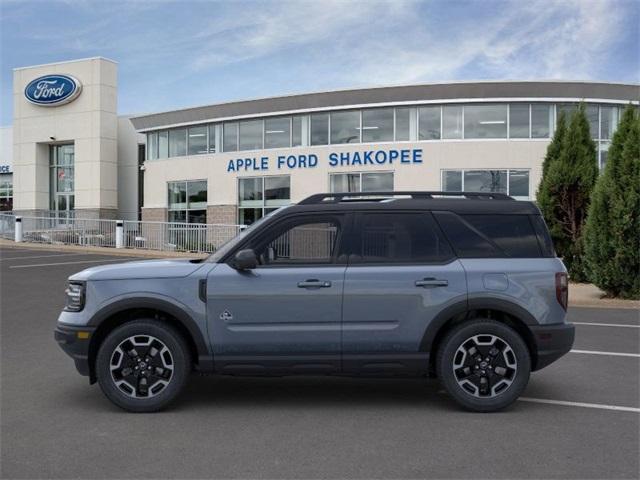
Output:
[
  {"xmin": 530, "ymin": 322, "xmax": 575, "ymax": 371},
  {"xmin": 54, "ymin": 323, "xmax": 95, "ymax": 378}
]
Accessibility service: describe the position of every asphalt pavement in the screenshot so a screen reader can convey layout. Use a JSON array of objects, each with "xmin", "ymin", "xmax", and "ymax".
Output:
[{"xmin": 1, "ymin": 245, "xmax": 638, "ymax": 479}]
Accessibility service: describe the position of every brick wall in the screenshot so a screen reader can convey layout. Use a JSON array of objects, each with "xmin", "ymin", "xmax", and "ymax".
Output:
[
  {"xmin": 141, "ymin": 208, "xmax": 167, "ymax": 223},
  {"xmin": 207, "ymin": 205, "xmax": 237, "ymax": 225}
]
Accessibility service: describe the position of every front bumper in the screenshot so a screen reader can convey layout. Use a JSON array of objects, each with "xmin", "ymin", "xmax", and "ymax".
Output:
[
  {"xmin": 530, "ymin": 322, "xmax": 575, "ymax": 371},
  {"xmin": 54, "ymin": 323, "xmax": 95, "ymax": 378}
]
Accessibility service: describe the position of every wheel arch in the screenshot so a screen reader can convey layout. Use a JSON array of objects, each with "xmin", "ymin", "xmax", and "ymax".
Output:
[
  {"xmin": 422, "ymin": 298, "xmax": 539, "ymax": 374},
  {"xmin": 87, "ymin": 297, "xmax": 212, "ymax": 383}
]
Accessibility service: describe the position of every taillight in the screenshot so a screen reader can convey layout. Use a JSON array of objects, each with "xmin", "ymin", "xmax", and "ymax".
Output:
[{"xmin": 555, "ymin": 272, "xmax": 568, "ymax": 311}]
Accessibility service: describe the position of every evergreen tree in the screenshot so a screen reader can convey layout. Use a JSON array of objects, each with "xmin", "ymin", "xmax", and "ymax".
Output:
[
  {"xmin": 584, "ymin": 106, "xmax": 640, "ymax": 298},
  {"xmin": 537, "ymin": 104, "xmax": 598, "ymax": 281}
]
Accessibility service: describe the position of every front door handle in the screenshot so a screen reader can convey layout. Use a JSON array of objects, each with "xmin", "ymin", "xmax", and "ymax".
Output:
[
  {"xmin": 415, "ymin": 278, "xmax": 449, "ymax": 288},
  {"xmin": 297, "ymin": 279, "xmax": 332, "ymax": 289}
]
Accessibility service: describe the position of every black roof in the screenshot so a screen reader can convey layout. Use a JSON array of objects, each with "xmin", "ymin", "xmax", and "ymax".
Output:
[{"xmin": 284, "ymin": 192, "xmax": 541, "ymax": 215}]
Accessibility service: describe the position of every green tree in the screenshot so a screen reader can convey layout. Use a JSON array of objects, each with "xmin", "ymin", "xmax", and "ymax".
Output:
[
  {"xmin": 584, "ymin": 106, "xmax": 640, "ymax": 298},
  {"xmin": 537, "ymin": 104, "xmax": 598, "ymax": 281}
]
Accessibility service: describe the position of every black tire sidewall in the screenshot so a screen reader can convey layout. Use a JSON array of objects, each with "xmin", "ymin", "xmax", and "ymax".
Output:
[
  {"xmin": 437, "ymin": 319, "xmax": 531, "ymax": 412},
  {"xmin": 96, "ymin": 320, "xmax": 191, "ymax": 412}
]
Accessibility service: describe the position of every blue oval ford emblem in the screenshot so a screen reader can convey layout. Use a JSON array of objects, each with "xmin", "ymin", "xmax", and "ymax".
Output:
[{"xmin": 24, "ymin": 74, "xmax": 82, "ymax": 106}]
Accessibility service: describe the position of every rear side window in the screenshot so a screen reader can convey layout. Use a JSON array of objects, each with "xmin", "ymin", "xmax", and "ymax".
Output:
[
  {"xmin": 462, "ymin": 215, "xmax": 541, "ymax": 257},
  {"xmin": 530, "ymin": 215, "xmax": 556, "ymax": 257},
  {"xmin": 353, "ymin": 212, "xmax": 454, "ymax": 264},
  {"xmin": 433, "ymin": 211, "xmax": 500, "ymax": 258}
]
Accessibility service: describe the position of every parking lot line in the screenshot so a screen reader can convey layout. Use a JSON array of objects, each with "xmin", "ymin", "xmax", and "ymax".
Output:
[
  {"xmin": 570, "ymin": 349, "xmax": 640, "ymax": 358},
  {"xmin": 573, "ymin": 322, "xmax": 640, "ymax": 328},
  {"xmin": 519, "ymin": 397, "xmax": 640, "ymax": 413},
  {"xmin": 9, "ymin": 258, "xmax": 137, "ymax": 269},
  {"xmin": 1, "ymin": 253, "xmax": 90, "ymax": 261}
]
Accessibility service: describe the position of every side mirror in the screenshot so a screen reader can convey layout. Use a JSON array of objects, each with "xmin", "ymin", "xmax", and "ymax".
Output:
[{"xmin": 233, "ymin": 249, "xmax": 258, "ymax": 270}]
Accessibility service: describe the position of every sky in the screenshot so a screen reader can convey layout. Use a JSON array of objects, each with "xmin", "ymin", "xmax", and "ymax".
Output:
[{"xmin": 0, "ymin": 0, "xmax": 638, "ymax": 126}]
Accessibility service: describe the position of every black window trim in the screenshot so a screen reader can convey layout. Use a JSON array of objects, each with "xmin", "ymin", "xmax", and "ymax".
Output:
[
  {"xmin": 348, "ymin": 210, "xmax": 457, "ymax": 266},
  {"xmin": 226, "ymin": 211, "xmax": 352, "ymax": 268}
]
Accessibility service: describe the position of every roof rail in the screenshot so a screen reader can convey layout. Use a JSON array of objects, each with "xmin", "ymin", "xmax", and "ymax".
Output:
[{"xmin": 298, "ymin": 191, "xmax": 513, "ymax": 205}]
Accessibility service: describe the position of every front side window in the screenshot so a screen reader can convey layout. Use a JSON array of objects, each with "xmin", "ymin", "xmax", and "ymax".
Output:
[
  {"xmin": 329, "ymin": 172, "xmax": 393, "ymax": 193},
  {"xmin": 169, "ymin": 128, "xmax": 187, "ymax": 157},
  {"xmin": 255, "ymin": 217, "xmax": 341, "ymax": 265},
  {"xmin": 239, "ymin": 120, "xmax": 263, "ymax": 151},
  {"xmin": 362, "ymin": 108, "xmax": 393, "ymax": 143},
  {"xmin": 355, "ymin": 213, "xmax": 453, "ymax": 264},
  {"xmin": 464, "ymin": 104, "xmax": 507, "ymax": 139},
  {"xmin": 330, "ymin": 110, "xmax": 360, "ymax": 144},
  {"xmin": 238, "ymin": 176, "xmax": 290, "ymax": 225},
  {"xmin": 187, "ymin": 126, "xmax": 208, "ymax": 155},
  {"xmin": 419, "ymin": 106, "xmax": 441, "ymax": 140},
  {"xmin": 310, "ymin": 113, "xmax": 329, "ymax": 145},
  {"xmin": 265, "ymin": 117, "xmax": 291, "ymax": 149},
  {"xmin": 168, "ymin": 180, "xmax": 207, "ymax": 223}
]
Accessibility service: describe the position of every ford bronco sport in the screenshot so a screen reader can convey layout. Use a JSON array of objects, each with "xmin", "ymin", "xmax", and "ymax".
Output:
[{"xmin": 55, "ymin": 191, "xmax": 575, "ymax": 412}]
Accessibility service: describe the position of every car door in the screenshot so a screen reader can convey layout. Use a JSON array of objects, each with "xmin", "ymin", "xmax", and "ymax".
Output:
[
  {"xmin": 341, "ymin": 211, "xmax": 467, "ymax": 374},
  {"xmin": 207, "ymin": 213, "xmax": 349, "ymax": 374}
]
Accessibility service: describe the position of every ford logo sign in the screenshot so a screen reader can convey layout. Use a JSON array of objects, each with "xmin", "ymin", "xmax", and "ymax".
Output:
[{"xmin": 24, "ymin": 74, "xmax": 82, "ymax": 106}]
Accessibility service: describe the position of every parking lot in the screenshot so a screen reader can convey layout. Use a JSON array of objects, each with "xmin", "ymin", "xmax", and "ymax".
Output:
[{"xmin": 1, "ymin": 244, "xmax": 638, "ymax": 479}]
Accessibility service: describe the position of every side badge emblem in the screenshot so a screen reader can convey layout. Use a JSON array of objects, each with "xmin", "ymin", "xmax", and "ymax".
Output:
[{"xmin": 220, "ymin": 310, "xmax": 233, "ymax": 321}]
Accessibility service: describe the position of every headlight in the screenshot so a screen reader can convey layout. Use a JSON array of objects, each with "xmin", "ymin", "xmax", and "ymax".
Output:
[{"xmin": 64, "ymin": 282, "xmax": 85, "ymax": 312}]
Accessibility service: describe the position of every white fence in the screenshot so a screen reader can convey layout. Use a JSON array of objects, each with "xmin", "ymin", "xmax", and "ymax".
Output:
[{"xmin": 0, "ymin": 213, "xmax": 245, "ymax": 253}]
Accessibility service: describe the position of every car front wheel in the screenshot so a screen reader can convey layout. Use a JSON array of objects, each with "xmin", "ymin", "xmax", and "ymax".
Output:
[
  {"xmin": 437, "ymin": 319, "xmax": 531, "ymax": 412},
  {"xmin": 96, "ymin": 320, "xmax": 191, "ymax": 412}
]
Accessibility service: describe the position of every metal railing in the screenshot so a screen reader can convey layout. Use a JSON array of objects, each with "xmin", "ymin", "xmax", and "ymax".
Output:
[{"xmin": 0, "ymin": 213, "xmax": 246, "ymax": 254}]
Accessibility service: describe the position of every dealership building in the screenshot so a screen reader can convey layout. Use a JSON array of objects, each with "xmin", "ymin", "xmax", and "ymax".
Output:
[{"xmin": 4, "ymin": 57, "xmax": 638, "ymax": 224}]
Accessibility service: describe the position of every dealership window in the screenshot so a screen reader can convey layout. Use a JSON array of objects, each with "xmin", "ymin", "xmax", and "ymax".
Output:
[
  {"xmin": 419, "ymin": 106, "xmax": 441, "ymax": 140},
  {"xmin": 599, "ymin": 143, "xmax": 610, "ymax": 170},
  {"xmin": 509, "ymin": 104, "xmax": 529, "ymax": 138},
  {"xmin": 0, "ymin": 173, "xmax": 12, "ymax": 211},
  {"xmin": 238, "ymin": 176, "xmax": 290, "ymax": 225},
  {"xmin": 600, "ymin": 106, "xmax": 619, "ymax": 140},
  {"xmin": 265, "ymin": 117, "xmax": 291, "ymax": 149},
  {"xmin": 531, "ymin": 104, "xmax": 552, "ymax": 138},
  {"xmin": 395, "ymin": 107, "xmax": 411, "ymax": 141},
  {"xmin": 310, "ymin": 113, "xmax": 329, "ymax": 145},
  {"xmin": 50, "ymin": 144, "xmax": 75, "ymax": 217},
  {"xmin": 168, "ymin": 128, "xmax": 187, "ymax": 157},
  {"xmin": 442, "ymin": 169, "xmax": 530, "ymax": 200},
  {"xmin": 223, "ymin": 122, "xmax": 239, "ymax": 152},
  {"xmin": 585, "ymin": 104, "xmax": 599, "ymax": 140},
  {"xmin": 329, "ymin": 172, "xmax": 394, "ymax": 193},
  {"xmin": 362, "ymin": 108, "xmax": 394, "ymax": 143},
  {"xmin": 168, "ymin": 180, "xmax": 207, "ymax": 223},
  {"xmin": 442, "ymin": 105, "xmax": 463, "ymax": 139},
  {"xmin": 464, "ymin": 104, "xmax": 507, "ymax": 139},
  {"xmin": 239, "ymin": 120, "xmax": 263, "ymax": 150},
  {"xmin": 208, "ymin": 124, "xmax": 217, "ymax": 153},
  {"xmin": 331, "ymin": 110, "xmax": 360, "ymax": 144},
  {"xmin": 187, "ymin": 126, "xmax": 208, "ymax": 155},
  {"xmin": 147, "ymin": 132, "xmax": 158, "ymax": 160},
  {"xmin": 158, "ymin": 131, "xmax": 169, "ymax": 159},
  {"xmin": 292, "ymin": 116, "xmax": 303, "ymax": 147}
]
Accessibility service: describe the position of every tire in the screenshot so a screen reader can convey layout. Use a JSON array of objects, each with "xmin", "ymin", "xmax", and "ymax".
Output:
[
  {"xmin": 96, "ymin": 320, "xmax": 192, "ymax": 412},
  {"xmin": 437, "ymin": 319, "xmax": 531, "ymax": 412}
]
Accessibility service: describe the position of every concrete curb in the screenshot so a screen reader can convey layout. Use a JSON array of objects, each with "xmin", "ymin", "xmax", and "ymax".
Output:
[
  {"xmin": 569, "ymin": 282, "xmax": 640, "ymax": 310},
  {"xmin": 0, "ymin": 238, "xmax": 208, "ymax": 259}
]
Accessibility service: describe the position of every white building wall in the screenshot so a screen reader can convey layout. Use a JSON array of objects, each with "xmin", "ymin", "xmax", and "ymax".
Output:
[{"xmin": 116, "ymin": 116, "xmax": 144, "ymax": 220}]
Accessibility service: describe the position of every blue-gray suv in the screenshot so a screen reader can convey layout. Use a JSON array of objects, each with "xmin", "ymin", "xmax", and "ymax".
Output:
[{"xmin": 55, "ymin": 191, "xmax": 575, "ymax": 412}]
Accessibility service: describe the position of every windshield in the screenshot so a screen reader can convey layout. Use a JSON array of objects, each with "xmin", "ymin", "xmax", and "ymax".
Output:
[{"xmin": 206, "ymin": 206, "xmax": 291, "ymax": 262}]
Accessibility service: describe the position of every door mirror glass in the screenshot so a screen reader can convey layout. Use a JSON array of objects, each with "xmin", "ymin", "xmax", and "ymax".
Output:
[{"xmin": 233, "ymin": 249, "xmax": 258, "ymax": 270}]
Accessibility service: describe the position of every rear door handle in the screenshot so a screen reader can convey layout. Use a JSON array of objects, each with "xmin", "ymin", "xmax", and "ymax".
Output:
[
  {"xmin": 415, "ymin": 278, "xmax": 448, "ymax": 288},
  {"xmin": 297, "ymin": 279, "xmax": 332, "ymax": 289}
]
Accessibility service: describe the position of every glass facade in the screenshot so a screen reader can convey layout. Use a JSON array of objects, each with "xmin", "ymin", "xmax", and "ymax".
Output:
[
  {"xmin": 330, "ymin": 172, "xmax": 394, "ymax": 193},
  {"xmin": 442, "ymin": 169, "xmax": 531, "ymax": 199},
  {"xmin": 49, "ymin": 144, "xmax": 75, "ymax": 218},
  {"xmin": 144, "ymin": 102, "xmax": 624, "ymax": 161},
  {"xmin": 167, "ymin": 180, "xmax": 207, "ymax": 223},
  {"xmin": 238, "ymin": 176, "xmax": 290, "ymax": 225},
  {"xmin": 0, "ymin": 173, "xmax": 12, "ymax": 211}
]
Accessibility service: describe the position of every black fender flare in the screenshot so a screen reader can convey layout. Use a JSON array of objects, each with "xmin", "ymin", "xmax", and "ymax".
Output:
[{"xmin": 87, "ymin": 296, "xmax": 213, "ymax": 371}]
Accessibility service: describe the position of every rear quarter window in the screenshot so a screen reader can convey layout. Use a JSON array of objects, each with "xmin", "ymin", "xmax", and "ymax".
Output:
[{"xmin": 461, "ymin": 214, "xmax": 542, "ymax": 258}]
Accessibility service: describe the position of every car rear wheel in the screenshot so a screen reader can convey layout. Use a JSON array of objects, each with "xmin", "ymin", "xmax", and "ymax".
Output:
[
  {"xmin": 437, "ymin": 319, "xmax": 531, "ymax": 412},
  {"xmin": 96, "ymin": 320, "xmax": 191, "ymax": 412}
]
